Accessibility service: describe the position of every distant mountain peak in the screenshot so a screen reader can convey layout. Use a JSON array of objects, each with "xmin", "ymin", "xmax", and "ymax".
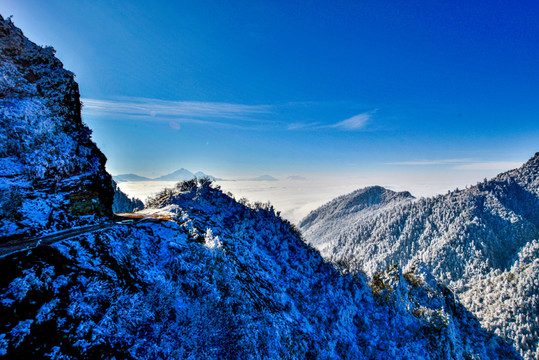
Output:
[
  {"xmin": 245, "ymin": 175, "xmax": 278, "ymax": 181},
  {"xmin": 113, "ymin": 174, "xmax": 151, "ymax": 182},
  {"xmin": 112, "ymin": 169, "xmax": 220, "ymax": 182},
  {"xmin": 153, "ymin": 168, "xmax": 195, "ymax": 182},
  {"xmin": 299, "ymin": 185, "xmax": 414, "ymax": 240}
]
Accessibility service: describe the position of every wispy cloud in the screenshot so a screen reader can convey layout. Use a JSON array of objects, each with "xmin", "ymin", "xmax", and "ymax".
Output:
[
  {"xmin": 453, "ymin": 161, "xmax": 522, "ymax": 171},
  {"xmin": 82, "ymin": 97, "xmax": 272, "ymax": 128},
  {"xmin": 387, "ymin": 159, "xmax": 470, "ymax": 166},
  {"xmin": 286, "ymin": 110, "xmax": 375, "ymax": 131},
  {"xmin": 83, "ymin": 97, "xmax": 380, "ymax": 132},
  {"xmin": 286, "ymin": 122, "xmax": 321, "ymax": 130},
  {"xmin": 331, "ymin": 112, "xmax": 372, "ymax": 130}
]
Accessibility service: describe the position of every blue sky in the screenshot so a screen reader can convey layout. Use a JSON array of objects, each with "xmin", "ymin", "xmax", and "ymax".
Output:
[{"xmin": 2, "ymin": 0, "xmax": 538, "ymax": 181}]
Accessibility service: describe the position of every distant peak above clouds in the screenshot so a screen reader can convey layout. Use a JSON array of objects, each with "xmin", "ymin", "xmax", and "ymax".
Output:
[
  {"xmin": 153, "ymin": 168, "xmax": 195, "ymax": 182},
  {"xmin": 112, "ymin": 169, "xmax": 286, "ymax": 183},
  {"xmin": 112, "ymin": 169, "xmax": 220, "ymax": 183}
]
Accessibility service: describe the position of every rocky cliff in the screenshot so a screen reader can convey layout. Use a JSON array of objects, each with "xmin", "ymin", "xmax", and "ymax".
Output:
[{"xmin": 0, "ymin": 15, "xmax": 114, "ymax": 240}]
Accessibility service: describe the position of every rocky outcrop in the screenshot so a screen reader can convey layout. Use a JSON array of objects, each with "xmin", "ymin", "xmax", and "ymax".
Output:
[{"xmin": 0, "ymin": 15, "xmax": 114, "ymax": 239}]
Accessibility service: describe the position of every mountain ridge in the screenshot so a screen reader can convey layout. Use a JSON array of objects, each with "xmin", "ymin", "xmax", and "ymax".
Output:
[
  {"xmin": 299, "ymin": 153, "xmax": 539, "ymax": 358},
  {"xmin": 300, "ymin": 186, "xmax": 415, "ymax": 253}
]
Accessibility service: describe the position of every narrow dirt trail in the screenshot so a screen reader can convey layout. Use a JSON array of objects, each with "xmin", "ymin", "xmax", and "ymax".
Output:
[{"xmin": 0, "ymin": 215, "xmax": 170, "ymax": 258}]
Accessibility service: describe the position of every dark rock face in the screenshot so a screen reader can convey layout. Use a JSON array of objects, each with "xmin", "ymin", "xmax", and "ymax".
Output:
[{"xmin": 0, "ymin": 15, "xmax": 114, "ymax": 239}]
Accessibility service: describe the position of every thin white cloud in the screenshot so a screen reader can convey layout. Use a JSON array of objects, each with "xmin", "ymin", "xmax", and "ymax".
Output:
[
  {"xmin": 286, "ymin": 122, "xmax": 321, "ymax": 130},
  {"xmin": 81, "ymin": 97, "xmax": 272, "ymax": 126},
  {"xmin": 453, "ymin": 161, "xmax": 522, "ymax": 171},
  {"xmin": 387, "ymin": 159, "xmax": 470, "ymax": 166},
  {"xmin": 332, "ymin": 112, "xmax": 371, "ymax": 130},
  {"xmin": 84, "ymin": 97, "xmax": 380, "ymax": 132},
  {"xmin": 287, "ymin": 111, "xmax": 375, "ymax": 131}
]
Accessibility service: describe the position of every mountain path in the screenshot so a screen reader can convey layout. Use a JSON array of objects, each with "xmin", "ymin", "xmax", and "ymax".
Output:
[{"xmin": 0, "ymin": 215, "xmax": 166, "ymax": 258}]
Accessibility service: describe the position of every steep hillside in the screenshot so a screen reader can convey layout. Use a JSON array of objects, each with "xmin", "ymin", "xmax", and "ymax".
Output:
[
  {"xmin": 0, "ymin": 15, "xmax": 114, "ymax": 239},
  {"xmin": 460, "ymin": 240, "xmax": 539, "ymax": 359},
  {"xmin": 300, "ymin": 154, "xmax": 539, "ymax": 358},
  {"xmin": 0, "ymin": 180, "xmax": 520, "ymax": 359},
  {"xmin": 299, "ymin": 186, "xmax": 414, "ymax": 255}
]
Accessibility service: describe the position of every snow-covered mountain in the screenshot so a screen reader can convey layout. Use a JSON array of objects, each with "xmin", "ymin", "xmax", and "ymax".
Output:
[
  {"xmin": 0, "ymin": 15, "xmax": 523, "ymax": 359},
  {"xmin": 300, "ymin": 186, "xmax": 414, "ymax": 255},
  {"xmin": 460, "ymin": 240, "xmax": 539, "ymax": 360},
  {"xmin": 0, "ymin": 179, "xmax": 519, "ymax": 359},
  {"xmin": 0, "ymin": 15, "xmax": 114, "ymax": 239},
  {"xmin": 299, "ymin": 154, "xmax": 539, "ymax": 358}
]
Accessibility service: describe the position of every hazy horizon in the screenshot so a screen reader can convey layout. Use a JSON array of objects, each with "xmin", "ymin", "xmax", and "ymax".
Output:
[{"xmin": 115, "ymin": 157, "xmax": 528, "ymax": 223}]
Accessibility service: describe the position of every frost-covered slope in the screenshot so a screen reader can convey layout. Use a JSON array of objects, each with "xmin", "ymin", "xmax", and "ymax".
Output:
[
  {"xmin": 301, "ymin": 154, "xmax": 539, "ymax": 281},
  {"xmin": 0, "ymin": 181, "xmax": 519, "ymax": 359},
  {"xmin": 0, "ymin": 15, "xmax": 114, "ymax": 239},
  {"xmin": 300, "ymin": 154, "xmax": 539, "ymax": 359},
  {"xmin": 460, "ymin": 240, "xmax": 539, "ymax": 359},
  {"xmin": 299, "ymin": 186, "xmax": 414, "ymax": 255}
]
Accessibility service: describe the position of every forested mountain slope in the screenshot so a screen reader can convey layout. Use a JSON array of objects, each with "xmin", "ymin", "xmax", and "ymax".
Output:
[
  {"xmin": 300, "ymin": 186, "xmax": 414, "ymax": 255},
  {"xmin": 0, "ymin": 180, "xmax": 520, "ymax": 359},
  {"xmin": 301, "ymin": 154, "xmax": 539, "ymax": 282},
  {"xmin": 300, "ymin": 154, "xmax": 539, "ymax": 358},
  {"xmin": 460, "ymin": 240, "xmax": 539, "ymax": 359}
]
